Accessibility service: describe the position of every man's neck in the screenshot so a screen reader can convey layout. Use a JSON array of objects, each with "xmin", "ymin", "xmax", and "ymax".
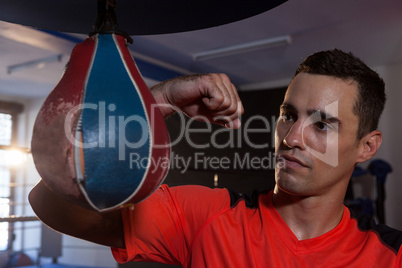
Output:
[{"xmin": 272, "ymin": 187, "xmax": 345, "ymax": 241}]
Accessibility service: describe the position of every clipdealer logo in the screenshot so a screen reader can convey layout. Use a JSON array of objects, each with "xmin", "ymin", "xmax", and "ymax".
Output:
[{"xmin": 63, "ymin": 101, "xmax": 340, "ymax": 172}]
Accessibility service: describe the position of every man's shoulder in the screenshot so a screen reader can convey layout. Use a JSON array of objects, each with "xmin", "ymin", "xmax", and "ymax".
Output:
[
  {"xmin": 168, "ymin": 184, "xmax": 229, "ymax": 199},
  {"xmin": 349, "ymin": 208, "xmax": 402, "ymax": 253},
  {"xmin": 164, "ymin": 185, "xmax": 271, "ymax": 212},
  {"xmin": 163, "ymin": 184, "xmax": 231, "ymax": 209}
]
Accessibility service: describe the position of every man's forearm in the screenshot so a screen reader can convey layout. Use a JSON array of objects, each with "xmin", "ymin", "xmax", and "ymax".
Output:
[{"xmin": 29, "ymin": 180, "xmax": 125, "ymax": 248}]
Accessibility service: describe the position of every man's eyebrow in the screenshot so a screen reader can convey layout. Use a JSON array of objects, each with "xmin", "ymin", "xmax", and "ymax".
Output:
[
  {"xmin": 280, "ymin": 103, "xmax": 297, "ymax": 112},
  {"xmin": 307, "ymin": 109, "xmax": 341, "ymax": 124},
  {"xmin": 280, "ymin": 103, "xmax": 341, "ymax": 124}
]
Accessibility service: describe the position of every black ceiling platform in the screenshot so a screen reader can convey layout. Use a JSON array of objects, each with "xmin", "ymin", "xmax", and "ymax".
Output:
[{"xmin": 0, "ymin": 0, "xmax": 287, "ymax": 35}]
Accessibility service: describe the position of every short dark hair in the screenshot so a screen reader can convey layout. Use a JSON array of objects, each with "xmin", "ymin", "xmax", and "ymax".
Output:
[{"xmin": 294, "ymin": 49, "xmax": 386, "ymax": 140}]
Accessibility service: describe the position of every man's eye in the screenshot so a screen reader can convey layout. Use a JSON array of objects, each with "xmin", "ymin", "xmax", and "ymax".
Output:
[
  {"xmin": 315, "ymin": 121, "xmax": 328, "ymax": 131},
  {"xmin": 281, "ymin": 113, "xmax": 294, "ymax": 122}
]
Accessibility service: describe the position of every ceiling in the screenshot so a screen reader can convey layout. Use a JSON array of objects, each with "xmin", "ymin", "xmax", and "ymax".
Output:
[{"xmin": 1, "ymin": 0, "xmax": 402, "ymax": 99}]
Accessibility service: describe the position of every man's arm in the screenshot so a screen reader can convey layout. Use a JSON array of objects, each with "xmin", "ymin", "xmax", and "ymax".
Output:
[
  {"xmin": 29, "ymin": 180, "xmax": 125, "ymax": 248},
  {"xmin": 29, "ymin": 73, "xmax": 243, "ymax": 248}
]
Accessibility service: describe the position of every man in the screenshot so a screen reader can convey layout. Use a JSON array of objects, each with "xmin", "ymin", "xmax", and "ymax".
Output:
[{"xmin": 29, "ymin": 49, "xmax": 402, "ymax": 267}]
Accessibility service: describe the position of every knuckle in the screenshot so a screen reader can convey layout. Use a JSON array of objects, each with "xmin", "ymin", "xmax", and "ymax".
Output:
[
  {"xmin": 207, "ymin": 73, "xmax": 220, "ymax": 82},
  {"xmin": 220, "ymin": 98, "xmax": 232, "ymax": 109},
  {"xmin": 214, "ymin": 92, "xmax": 225, "ymax": 104},
  {"xmin": 226, "ymin": 104, "xmax": 238, "ymax": 114},
  {"xmin": 209, "ymin": 73, "xmax": 230, "ymax": 84},
  {"xmin": 218, "ymin": 73, "xmax": 230, "ymax": 81}
]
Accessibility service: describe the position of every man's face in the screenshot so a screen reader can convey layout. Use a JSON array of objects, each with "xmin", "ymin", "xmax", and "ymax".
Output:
[{"xmin": 274, "ymin": 73, "xmax": 361, "ymax": 197}]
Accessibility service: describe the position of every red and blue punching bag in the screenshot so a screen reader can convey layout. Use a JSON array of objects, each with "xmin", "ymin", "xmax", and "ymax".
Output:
[{"xmin": 31, "ymin": 33, "xmax": 170, "ymax": 212}]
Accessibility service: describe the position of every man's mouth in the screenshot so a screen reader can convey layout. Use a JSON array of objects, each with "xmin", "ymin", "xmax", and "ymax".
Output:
[{"xmin": 276, "ymin": 153, "xmax": 310, "ymax": 169}]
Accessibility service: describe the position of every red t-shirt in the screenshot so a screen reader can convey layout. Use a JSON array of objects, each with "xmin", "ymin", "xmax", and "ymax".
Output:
[{"xmin": 112, "ymin": 184, "xmax": 402, "ymax": 267}]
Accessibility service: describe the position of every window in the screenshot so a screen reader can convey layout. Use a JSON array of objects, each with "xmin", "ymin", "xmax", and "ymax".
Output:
[
  {"xmin": 0, "ymin": 113, "xmax": 13, "ymax": 250},
  {"xmin": 0, "ymin": 101, "xmax": 23, "ymax": 252}
]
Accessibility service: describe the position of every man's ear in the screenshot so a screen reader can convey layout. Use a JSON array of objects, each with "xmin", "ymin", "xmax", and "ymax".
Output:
[{"xmin": 357, "ymin": 130, "xmax": 382, "ymax": 163}]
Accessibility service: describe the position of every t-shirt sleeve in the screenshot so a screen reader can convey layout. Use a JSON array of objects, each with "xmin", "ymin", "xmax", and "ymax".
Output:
[{"xmin": 111, "ymin": 184, "xmax": 230, "ymax": 265}]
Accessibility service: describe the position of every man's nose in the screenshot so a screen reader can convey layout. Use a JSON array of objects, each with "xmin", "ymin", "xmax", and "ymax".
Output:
[{"xmin": 283, "ymin": 120, "xmax": 305, "ymax": 150}]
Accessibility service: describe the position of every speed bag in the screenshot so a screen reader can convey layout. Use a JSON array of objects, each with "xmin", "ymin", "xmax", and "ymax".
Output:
[{"xmin": 31, "ymin": 34, "xmax": 171, "ymax": 212}]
